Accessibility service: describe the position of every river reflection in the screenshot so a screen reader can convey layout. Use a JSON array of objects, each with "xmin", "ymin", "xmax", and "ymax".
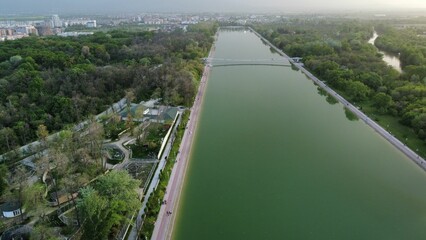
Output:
[
  {"xmin": 173, "ymin": 29, "xmax": 426, "ymax": 240},
  {"xmin": 368, "ymin": 31, "xmax": 402, "ymax": 73}
]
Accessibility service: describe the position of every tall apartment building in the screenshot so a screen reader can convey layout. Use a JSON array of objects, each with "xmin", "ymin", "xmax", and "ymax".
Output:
[
  {"xmin": 52, "ymin": 14, "xmax": 62, "ymax": 28},
  {"xmin": 86, "ymin": 20, "xmax": 97, "ymax": 28}
]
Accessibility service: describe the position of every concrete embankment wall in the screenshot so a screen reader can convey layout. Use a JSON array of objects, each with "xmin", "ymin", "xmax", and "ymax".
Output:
[{"xmin": 157, "ymin": 112, "xmax": 180, "ymax": 160}]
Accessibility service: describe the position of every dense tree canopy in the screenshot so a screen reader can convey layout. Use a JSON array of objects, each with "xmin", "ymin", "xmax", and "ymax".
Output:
[
  {"xmin": 0, "ymin": 23, "xmax": 217, "ymax": 155},
  {"xmin": 77, "ymin": 171, "xmax": 140, "ymax": 239},
  {"xmin": 254, "ymin": 18, "xmax": 426, "ymax": 144}
]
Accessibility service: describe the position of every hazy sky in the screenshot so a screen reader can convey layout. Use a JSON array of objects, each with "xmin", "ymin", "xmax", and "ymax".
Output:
[{"xmin": 1, "ymin": 0, "xmax": 426, "ymax": 14}]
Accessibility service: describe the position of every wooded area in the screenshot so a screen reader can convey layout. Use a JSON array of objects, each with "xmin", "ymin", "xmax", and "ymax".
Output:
[
  {"xmin": 0, "ymin": 23, "xmax": 217, "ymax": 155},
  {"xmin": 0, "ymin": 22, "xmax": 217, "ymax": 239},
  {"xmin": 254, "ymin": 18, "xmax": 426, "ymax": 155}
]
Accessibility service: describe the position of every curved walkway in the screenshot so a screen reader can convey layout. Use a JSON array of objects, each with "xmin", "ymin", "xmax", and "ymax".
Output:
[
  {"xmin": 150, "ymin": 36, "xmax": 217, "ymax": 240},
  {"xmin": 249, "ymin": 27, "xmax": 426, "ymax": 170}
]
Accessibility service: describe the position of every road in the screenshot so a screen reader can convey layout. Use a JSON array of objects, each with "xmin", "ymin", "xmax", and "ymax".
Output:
[
  {"xmin": 127, "ymin": 111, "xmax": 183, "ymax": 240},
  {"xmin": 249, "ymin": 27, "xmax": 426, "ymax": 170},
  {"xmin": 150, "ymin": 35, "xmax": 217, "ymax": 240}
]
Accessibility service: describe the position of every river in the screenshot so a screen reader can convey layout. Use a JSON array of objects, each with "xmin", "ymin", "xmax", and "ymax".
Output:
[
  {"xmin": 172, "ymin": 29, "xmax": 426, "ymax": 240},
  {"xmin": 368, "ymin": 31, "xmax": 402, "ymax": 73}
]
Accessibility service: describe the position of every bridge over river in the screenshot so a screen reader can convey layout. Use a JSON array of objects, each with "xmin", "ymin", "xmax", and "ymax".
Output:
[
  {"xmin": 154, "ymin": 28, "xmax": 426, "ymax": 240},
  {"xmin": 203, "ymin": 57, "xmax": 293, "ymax": 67}
]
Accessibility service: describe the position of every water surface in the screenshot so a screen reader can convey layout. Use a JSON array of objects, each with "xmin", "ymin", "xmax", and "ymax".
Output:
[
  {"xmin": 368, "ymin": 31, "xmax": 402, "ymax": 73},
  {"xmin": 173, "ymin": 30, "xmax": 426, "ymax": 240}
]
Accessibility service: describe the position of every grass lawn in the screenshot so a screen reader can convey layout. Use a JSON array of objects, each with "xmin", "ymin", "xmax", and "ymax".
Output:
[{"xmin": 357, "ymin": 100, "xmax": 426, "ymax": 157}]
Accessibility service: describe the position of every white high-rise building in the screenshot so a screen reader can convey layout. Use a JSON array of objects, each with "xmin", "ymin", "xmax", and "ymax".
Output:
[
  {"xmin": 52, "ymin": 15, "xmax": 62, "ymax": 28},
  {"xmin": 86, "ymin": 20, "xmax": 97, "ymax": 28}
]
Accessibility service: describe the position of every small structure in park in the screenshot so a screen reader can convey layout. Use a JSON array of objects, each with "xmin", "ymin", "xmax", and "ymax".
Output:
[
  {"xmin": 119, "ymin": 99, "xmax": 180, "ymax": 124},
  {"xmin": 1, "ymin": 201, "xmax": 22, "ymax": 218}
]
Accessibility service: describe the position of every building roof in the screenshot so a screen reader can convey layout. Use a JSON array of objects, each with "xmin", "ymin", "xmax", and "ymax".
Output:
[
  {"xmin": 1, "ymin": 201, "xmax": 21, "ymax": 212},
  {"xmin": 160, "ymin": 107, "xmax": 179, "ymax": 122}
]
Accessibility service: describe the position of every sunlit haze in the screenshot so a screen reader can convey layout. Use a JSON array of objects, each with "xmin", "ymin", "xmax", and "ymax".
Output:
[{"xmin": 1, "ymin": 0, "xmax": 426, "ymax": 13}]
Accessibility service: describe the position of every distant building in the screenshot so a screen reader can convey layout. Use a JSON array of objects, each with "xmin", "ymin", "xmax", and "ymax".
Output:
[
  {"xmin": 0, "ymin": 28, "xmax": 7, "ymax": 36},
  {"xmin": 14, "ymin": 25, "xmax": 38, "ymax": 35},
  {"xmin": 52, "ymin": 14, "xmax": 62, "ymax": 28},
  {"xmin": 86, "ymin": 20, "xmax": 97, "ymax": 28},
  {"xmin": 0, "ymin": 28, "xmax": 15, "ymax": 36},
  {"xmin": 57, "ymin": 31, "xmax": 94, "ymax": 37},
  {"xmin": 35, "ymin": 25, "xmax": 53, "ymax": 36}
]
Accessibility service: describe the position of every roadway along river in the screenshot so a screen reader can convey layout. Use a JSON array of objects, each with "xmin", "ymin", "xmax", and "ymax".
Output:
[{"xmin": 172, "ymin": 29, "xmax": 426, "ymax": 240}]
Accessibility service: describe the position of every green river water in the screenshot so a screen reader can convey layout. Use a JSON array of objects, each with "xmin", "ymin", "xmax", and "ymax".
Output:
[{"xmin": 172, "ymin": 29, "xmax": 426, "ymax": 240}]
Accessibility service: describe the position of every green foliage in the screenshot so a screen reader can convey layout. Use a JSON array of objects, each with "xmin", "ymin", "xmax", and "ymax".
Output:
[
  {"xmin": 0, "ymin": 164, "xmax": 8, "ymax": 196},
  {"xmin": 22, "ymin": 183, "xmax": 46, "ymax": 212},
  {"xmin": 346, "ymin": 81, "xmax": 371, "ymax": 102},
  {"xmin": 140, "ymin": 111, "xmax": 189, "ymax": 239},
  {"xmin": 77, "ymin": 187, "xmax": 112, "ymax": 240},
  {"xmin": 375, "ymin": 25, "xmax": 426, "ymax": 68},
  {"xmin": 344, "ymin": 107, "xmax": 359, "ymax": 121},
  {"xmin": 78, "ymin": 171, "xmax": 141, "ymax": 239},
  {"xmin": 373, "ymin": 92, "xmax": 393, "ymax": 114},
  {"xmin": 0, "ymin": 23, "xmax": 216, "ymax": 155},
  {"xmin": 131, "ymin": 123, "xmax": 168, "ymax": 159},
  {"xmin": 254, "ymin": 18, "xmax": 426, "ymax": 153},
  {"xmin": 30, "ymin": 224, "xmax": 60, "ymax": 240}
]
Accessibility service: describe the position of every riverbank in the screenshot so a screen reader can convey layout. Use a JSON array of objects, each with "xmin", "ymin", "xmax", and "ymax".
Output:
[
  {"xmin": 368, "ymin": 31, "xmax": 402, "ymax": 73},
  {"xmin": 249, "ymin": 27, "xmax": 426, "ymax": 171},
  {"xmin": 150, "ymin": 33, "xmax": 217, "ymax": 240}
]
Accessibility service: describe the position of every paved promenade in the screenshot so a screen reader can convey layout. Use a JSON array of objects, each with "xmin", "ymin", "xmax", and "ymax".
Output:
[
  {"xmin": 150, "ymin": 36, "xmax": 217, "ymax": 240},
  {"xmin": 127, "ymin": 112, "xmax": 183, "ymax": 240},
  {"xmin": 249, "ymin": 27, "xmax": 426, "ymax": 171}
]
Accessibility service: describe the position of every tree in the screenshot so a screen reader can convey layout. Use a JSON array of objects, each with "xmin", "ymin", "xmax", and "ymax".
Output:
[
  {"xmin": 81, "ymin": 46, "xmax": 90, "ymax": 58},
  {"xmin": 135, "ymin": 105, "xmax": 145, "ymax": 121},
  {"xmin": 347, "ymin": 81, "xmax": 371, "ymax": 102},
  {"xmin": 36, "ymin": 124, "xmax": 49, "ymax": 150},
  {"xmin": 78, "ymin": 171, "xmax": 140, "ymax": 239},
  {"xmin": 94, "ymin": 171, "xmax": 140, "ymax": 202},
  {"xmin": 62, "ymin": 173, "xmax": 88, "ymax": 227},
  {"xmin": 10, "ymin": 165, "xmax": 28, "ymax": 221},
  {"xmin": 0, "ymin": 164, "xmax": 8, "ymax": 196},
  {"xmin": 0, "ymin": 127, "xmax": 18, "ymax": 152},
  {"xmin": 373, "ymin": 92, "xmax": 393, "ymax": 114},
  {"xmin": 77, "ymin": 187, "xmax": 112, "ymax": 240},
  {"xmin": 358, "ymin": 72, "xmax": 383, "ymax": 91},
  {"xmin": 84, "ymin": 119, "xmax": 104, "ymax": 170},
  {"xmin": 30, "ymin": 223, "xmax": 59, "ymax": 240},
  {"xmin": 0, "ymin": 24, "xmax": 216, "ymax": 155},
  {"xmin": 22, "ymin": 183, "xmax": 46, "ymax": 219},
  {"xmin": 126, "ymin": 112, "xmax": 134, "ymax": 136}
]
